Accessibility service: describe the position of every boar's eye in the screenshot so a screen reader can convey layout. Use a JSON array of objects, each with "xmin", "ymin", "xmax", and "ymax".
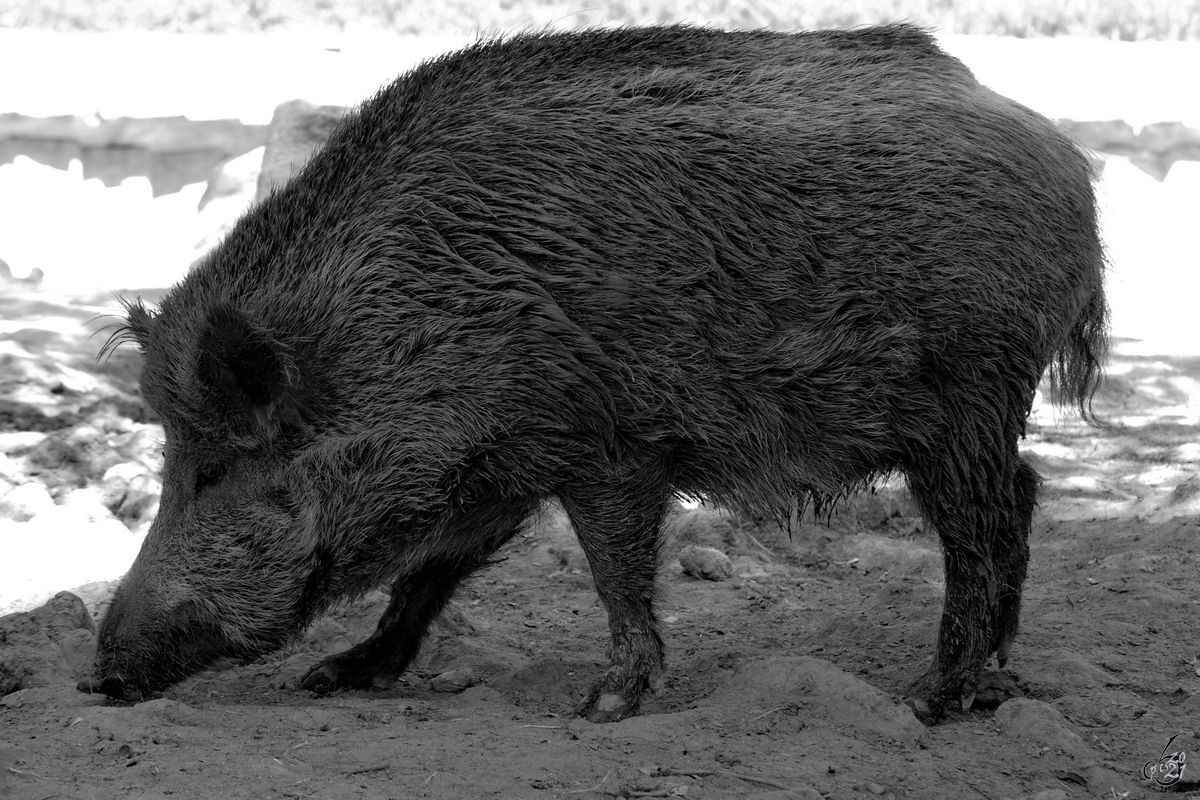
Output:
[{"xmin": 195, "ymin": 463, "xmax": 229, "ymax": 493}]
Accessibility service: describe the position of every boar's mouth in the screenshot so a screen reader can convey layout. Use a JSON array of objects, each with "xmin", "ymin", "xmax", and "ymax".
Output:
[
  {"xmin": 82, "ymin": 612, "xmax": 241, "ymax": 703},
  {"xmin": 77, "ymin": 673, "xmax": 150, "ymax": 703}
]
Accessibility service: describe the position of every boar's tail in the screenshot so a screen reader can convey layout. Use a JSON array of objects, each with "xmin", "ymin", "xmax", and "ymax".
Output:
[{"xmin": 1047, "ymin": 284, "xmax": 1110, "ymax": 428}]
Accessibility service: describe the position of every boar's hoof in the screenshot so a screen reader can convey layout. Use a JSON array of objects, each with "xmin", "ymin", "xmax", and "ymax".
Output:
[
  {"xmin": 298, "ymin": 658, "xmax": 391, "ymax": 694},
  {"xmin": 575, "ymin": 659, "xmax": 663, "ymax": 722},
  {"xmin": 902, "ymin": 671, "xmax": 953, "ymax": 723},
  {"xmin": 299, "ymin": 663, "xmax": 342, "ymax": 696},
  {"xmin": 300, "ymin": 650, "xmax": 401, "ymax": 694}
]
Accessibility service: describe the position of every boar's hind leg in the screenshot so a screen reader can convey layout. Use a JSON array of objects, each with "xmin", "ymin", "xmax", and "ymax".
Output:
[
  {"xmin": 904, "ymin": 441, "xmax": 1038, "ymax": 721},
  {"xmin": 559, "ymin": 457, "xmax": 672, "ymax": 723}
]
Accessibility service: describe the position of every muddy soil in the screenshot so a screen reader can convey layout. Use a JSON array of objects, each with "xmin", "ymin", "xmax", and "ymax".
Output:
[{"xmin": 1, "ymin": 283, "xmax": 1198, "ymax": 800}]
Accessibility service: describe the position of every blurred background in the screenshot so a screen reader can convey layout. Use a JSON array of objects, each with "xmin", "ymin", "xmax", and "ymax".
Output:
[
  {"xmin": 3, "ymin": 0, "xmax": 1199, "ymax": 38},
  {"xmin": 1, "ymin": 0, "xmax": 1197, "ymax": 330}
]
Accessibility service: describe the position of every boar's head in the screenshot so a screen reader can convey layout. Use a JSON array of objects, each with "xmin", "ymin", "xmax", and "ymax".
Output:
[{"xmin": 86, "ymin": 297, "xmax": 348, "ymax": 702}]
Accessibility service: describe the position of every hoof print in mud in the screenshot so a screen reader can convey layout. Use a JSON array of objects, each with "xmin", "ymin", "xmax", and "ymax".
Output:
[{"xmin": 577, "ymin": 692, "xmax": 636, "ymax": 724}]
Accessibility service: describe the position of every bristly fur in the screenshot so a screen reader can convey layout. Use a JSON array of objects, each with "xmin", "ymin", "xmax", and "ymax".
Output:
[
  {"xmin": 94, "ymin": 298, "xmax": 149, "ymax": 362},
  {"xmin": 89, "ymin": 24, "xmax": 1108, "ymax": 720}
]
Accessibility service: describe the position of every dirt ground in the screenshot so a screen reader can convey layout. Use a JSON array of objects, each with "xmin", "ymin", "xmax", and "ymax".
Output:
[{"xmin": 1, "ymin": 283, "xmax": 1199, "ymax": 799}]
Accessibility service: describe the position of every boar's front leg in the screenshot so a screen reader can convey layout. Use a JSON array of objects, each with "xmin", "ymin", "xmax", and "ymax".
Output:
[
  {"xmin": 559, "ymin": 454, "xmax": 673, "ymax": 723},
  {"xmin": 301, "ymin": 560, "xmax": 475, "ymax": 693},
  {"xmin": 301, "ymin": 499, "xmax": 538, "ymax": 694}
]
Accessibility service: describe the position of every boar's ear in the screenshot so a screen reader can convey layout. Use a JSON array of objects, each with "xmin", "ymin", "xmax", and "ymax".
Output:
[{"xmin": 196, "ymin": 304, "xmax": 288, "ymax": 410}]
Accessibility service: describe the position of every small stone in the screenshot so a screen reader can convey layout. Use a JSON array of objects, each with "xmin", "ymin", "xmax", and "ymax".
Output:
[
  {"xmin": 678, "ymin": 545, "xmax": 733, "ymax": 581},
  {"xmin": 431, "ymin": 668, "xmax": 475, "ymax": 693},
  {"xmin": 866, "ymin": 782, "xmax": 886, "ymax": 795}
]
